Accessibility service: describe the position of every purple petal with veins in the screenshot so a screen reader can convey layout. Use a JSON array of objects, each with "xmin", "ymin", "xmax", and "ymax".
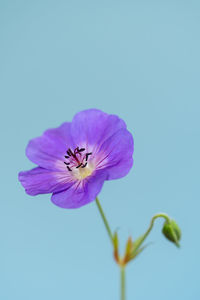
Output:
[{"xmin": 18, "ymin": 109, "xmax": 134, "ymax": 209}]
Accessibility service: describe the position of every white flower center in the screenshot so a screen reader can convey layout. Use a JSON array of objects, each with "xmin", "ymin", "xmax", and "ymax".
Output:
[{"xmin": 74, "ymin": 163, "xmax": 93, "ymax": 180}]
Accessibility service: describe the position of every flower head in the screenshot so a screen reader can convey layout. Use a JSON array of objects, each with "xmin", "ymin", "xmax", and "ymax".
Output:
[{"xmin": 18, "ymin": 109, "xmax": 134, "ymax": 209}]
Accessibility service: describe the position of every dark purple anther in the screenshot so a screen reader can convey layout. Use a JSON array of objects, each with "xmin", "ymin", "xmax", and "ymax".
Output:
[
  {"xmin": 85, "ymin": 152, "xmax": 92, "ymax": 161},
  {"xmin": 81, "ymin": 162, "xmax": 88, "ymax": 168},
  {"xmin": 76, "ymin": 163, "xmax": 82, "ymax": 169}
]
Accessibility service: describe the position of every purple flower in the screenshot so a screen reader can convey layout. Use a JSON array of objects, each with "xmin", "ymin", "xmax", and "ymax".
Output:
[{"xmin": 18, "ymin": 109, "xmax": 134, "ymax": 209}]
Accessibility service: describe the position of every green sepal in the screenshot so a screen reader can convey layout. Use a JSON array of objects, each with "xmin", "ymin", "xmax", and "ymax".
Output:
[
  {"xmin": 113, "ymin": 231, "xmax": 119, "ymax": 250},
  {"xmin": 129, "ymin": 244, "xmax": 148, "ymax": 260},
  {"xmin": 131, "ymin": 235, "xmax": 145, "ymax": 252},
  {"xmin": 113, "ymin": 231, "xmax": 120, "ymax": 263}
]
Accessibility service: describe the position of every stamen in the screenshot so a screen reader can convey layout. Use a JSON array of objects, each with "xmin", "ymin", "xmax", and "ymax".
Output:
[
  {"xmin": 81, "ymin": 162, "xmax": 88, "ymax": 168},
  {"xmin": 76, "ymin": 163, "xmax": 82, "ymax": 169},
  {"xmin": 78, "ymin": 148, "xmax": 85, "ymax": 152},
  {"xmin": 85, "ymin": 152, "xmax": 92, "ymax": 161},
  {"xmin": 74, "ymin": 148, "xmax": 78, "ymax": 154},
  {"xmin": 63, "ymin": 147, "xmax": 92, "ymax": 173},
  {"xmin": 67, "ymin": 150, "xmax": 71, "ymax": 156}
]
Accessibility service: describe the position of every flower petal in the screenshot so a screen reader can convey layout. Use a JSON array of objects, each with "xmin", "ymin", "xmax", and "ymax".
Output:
[
  {"xmin": 71, "ymin": 109, "xmax": 126, "ymax": 148},
  {"xmin": 18, "ymin": 167, "xmax": 74, "ymax": 196},
  {"xmin": 105, "ymin": 157, "xmax": 133, "ymax": 180},
  {"xmin": 96, "ymin": 128, "xmax": 134, "ymax": 180},
  {"xmin": 51, "ymin": 170, "xmax": 107, "ymax": 209},
  {"xmin": 26, "ymin": 123, "xmax": 75, "ymax": 171}
]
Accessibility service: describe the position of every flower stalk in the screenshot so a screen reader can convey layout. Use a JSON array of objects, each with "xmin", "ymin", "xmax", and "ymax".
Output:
[
  {"xmin": 120, "ymin": 267, "xmax": 126, "ymax": 300},
  {"xmin": 134, "ymin": 213, "xmax": 181, "ymax": 251},
  {"xmin": 95, "ymin": 198, "xmax": 181, "ymax": 300},
  {"xmin": 95, "ymin": 197, "xmax": 113, "ymax": 244},
  {"xmin": 96, "ymin": 197, "xmax": 127, "ymax": 300}
]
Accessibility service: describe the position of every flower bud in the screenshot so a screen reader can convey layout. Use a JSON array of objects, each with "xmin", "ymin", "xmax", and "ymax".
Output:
[{"xmin": 162, "ymin": 219, "xmax": 181, "ymax": 247}]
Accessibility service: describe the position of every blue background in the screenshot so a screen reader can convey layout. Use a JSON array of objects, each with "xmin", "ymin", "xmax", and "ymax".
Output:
[{"xmin": 1, "ymin": 1, "xmax": 199, "ymax": 299}]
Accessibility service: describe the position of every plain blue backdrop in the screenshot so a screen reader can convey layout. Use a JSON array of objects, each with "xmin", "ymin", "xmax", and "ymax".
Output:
[{"xmin": 1, "ymin": 1, "xmax": 199, "ymax": 299}]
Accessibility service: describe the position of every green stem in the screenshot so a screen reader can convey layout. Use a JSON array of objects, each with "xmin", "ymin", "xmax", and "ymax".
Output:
[
  {"xmin": 95, "ymin": 197, "xmax": 126, "ymax": 300},
  {"xmin": 121, "ymin": 267, "xmax": 126, "ymax": 300},
  {"xmin": 95, "ymin": 197, "xmax": 113, "ymax": 244},
  {"xmin": 135, "ymin": 213, "xmax": 171, "ymax": 251}
]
